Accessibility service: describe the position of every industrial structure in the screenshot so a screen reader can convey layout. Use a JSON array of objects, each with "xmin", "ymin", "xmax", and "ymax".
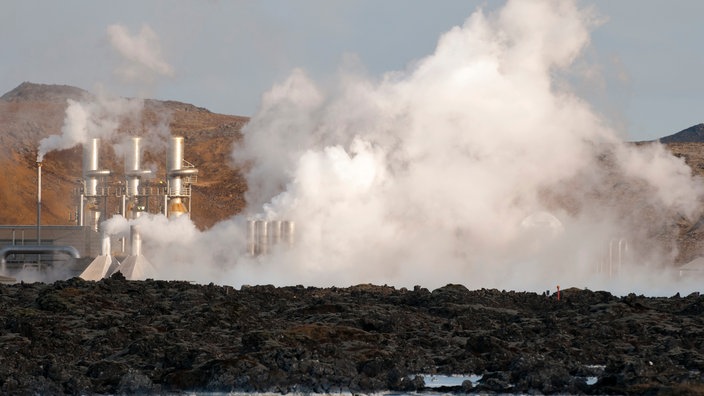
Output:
[
  {"xmin": 247, "ymin": 219, "xmax": 295, "ymax": 256},
  {"xmin": 0, "ymin": 135, "xmax": 198, "ymax": 282}
]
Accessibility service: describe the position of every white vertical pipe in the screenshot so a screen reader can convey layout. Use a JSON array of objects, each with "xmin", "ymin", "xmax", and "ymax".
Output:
[
  {"xmin": 125, "ymin": 137, "xmax": 142, "ymax": 197},
  {"xmin": 83, "ymin": 138, "xmax": 99, "ymax": 197},
  {"xmin": 130, "ymin": 225, "xmax": 141, "ymax": 256},
  {"xmin": 101, "ymin": 232, "xmax": 111, "ymax": 256},
  {"xmin": 167, "ymin": 136, "xmax": 184, "ymax": 196},
  {"xmin": 79, "ymin": 194, "xmax": 84, "ymax": 227},
  {"xmin": 255, "ymin": 220, "xmax": 268, "ymax": 255},
  {"xmin": 36, "ymin": 162, "xmax": 41, "ymax": 245},
  {"xmin": 268, "ymin": 220, "xmax": 282, "ymax": 246},
  {"xmin": 282, "ymin": 221, "xmax": 295, "ymax": 248},
  {"xmin": 247, "ymin": 220, "xmax": 256, "ymax": 256}
]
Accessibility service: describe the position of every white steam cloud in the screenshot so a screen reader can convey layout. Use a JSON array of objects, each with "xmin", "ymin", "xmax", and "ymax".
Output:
[
  {"xmin": 37, "ymin": 93, "xmax": 144, "ymax": 162},
  {"xmin": 106, "ymin": 0, "xmax": 703, "ymax": 295},
  {"xmin": 37, "ymin": 24, "xmax": 174, "ymax": 162},
  {"xmin": 107, "ymin": 24, "xmax": 175, "ymax": 84}
]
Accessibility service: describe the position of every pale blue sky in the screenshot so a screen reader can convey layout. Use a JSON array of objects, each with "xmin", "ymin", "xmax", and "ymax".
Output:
[{"xmin": 1, "ymin": 1, "xmax": 702, "ymax": 141}]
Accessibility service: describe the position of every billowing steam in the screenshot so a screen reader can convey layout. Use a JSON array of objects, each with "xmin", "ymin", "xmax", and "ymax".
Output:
[
  {"xmin": 37, "ymin": 23, "xmax": 174, "ymax": 162},
  {"xmin": 107, "ymin": 24, "xmax": 175, "ymax": 84},
  {"xmin": 105, "ymin": 0, "xmax": 704, "ymax": 294},
  {"xmin": 37, "ymin": 94, "xmax": 144, "ymax": 162}
]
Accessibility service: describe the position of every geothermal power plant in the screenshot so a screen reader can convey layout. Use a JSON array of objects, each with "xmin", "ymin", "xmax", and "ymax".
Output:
[
  {"xmin": 0, "ymin": 136, "xmax": 199, "ymax": 283},
  {"xmin": 0, "ymin": 134, "xmax": 296, "ymax": 284}
]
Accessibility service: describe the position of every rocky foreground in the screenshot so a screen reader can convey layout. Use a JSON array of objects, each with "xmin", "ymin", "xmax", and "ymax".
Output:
[{"xmin": 1, "ymin": 274, "xmax": 704, "ymax": 395}]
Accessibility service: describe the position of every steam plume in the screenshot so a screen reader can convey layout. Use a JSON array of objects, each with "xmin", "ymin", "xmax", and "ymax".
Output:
[
  {"xmin": 113, "ymin": 0, "xmax": 704, "ymax": 294},
  {"xmin": 37, "ymin": 23, "xmax": 174, "ymax": 161},
  {"xmin": 107, "ymin": 24, "xmax": 175, "ymax": 84},
  {"xmin": 37, "ymin": 94, "xmax": 144, "ymax": 162}
]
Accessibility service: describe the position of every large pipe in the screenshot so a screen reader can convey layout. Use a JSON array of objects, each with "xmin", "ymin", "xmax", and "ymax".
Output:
[
  {"xmin": 247, "ymin": 219, "xmax": 295, "ymax": 256},
  {"xmin": 247, "ymin": 220, "xmax": 256, "ymax": 256},
  {"xmin": 0, "ymin": 245, "xmax": 80, "ymax": 265},
  {"xmin": 124, "ymin": 137, "xmax": 152, "ymax": 219},
  {"xmin": 255, "ymin": 220, "xmax": 268, "ymax": 255},
  {"xmin": 82, "ymin": 139, "xmax": 110, "ymax": 231},
  {"xmin": 167, "ymin": 136, "xmax": 184, "ymax": 196},
  {"xmin": 268, "ymin": 220, "xmax": 282, "ymax": 246},
  {"xmin": 83, "ymin": 138, "xmax": 100, "ymax": 197},
  {"xmin": 166, "ymin": 136, "xmax": 198, "ymax": 218},
  {"xmin": 82, "ymin": 138, "xmax": 112, "ymax": 194},
  {"xmin": 281, "ymin": 221, "xmax": 295, "ymax": 247},
  {"xmin": 125, "ymin": 137, "xmax": 152, "ymax": 197}
]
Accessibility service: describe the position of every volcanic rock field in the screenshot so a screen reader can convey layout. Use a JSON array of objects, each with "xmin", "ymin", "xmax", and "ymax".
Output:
[{"xmin": 1, "ymin": 274, "xmax": 703, "ymax": 395}]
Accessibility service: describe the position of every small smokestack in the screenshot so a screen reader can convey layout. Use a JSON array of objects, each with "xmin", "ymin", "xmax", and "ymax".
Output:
[
  {"xmin": 247, "ymin": 219, "xmax": 295, "ymax": 256},
  {"xmin": 36, "ymin": 161, "xmax": 41, "ymax": 246},
  {"xmin": 247, "ymin": 220, "xmax": 256, "ymax": 256},
  {"xmin": 101, "ymin": 232, "xmax": 111, "ymax": 256},
  {"xmin": 131, "ymin": 225, "xmax": 142, "ymax": 256},
  {"xmin": 255, "ymin": 220, "xmax": 268, "ymax": 255},
  {"xmin": 268, "ymin": 220, "xmax": 282, "ymax": 246},
  {"xmin": 281, "ymin": 221, "xmax": 295, "ymax": 248}
]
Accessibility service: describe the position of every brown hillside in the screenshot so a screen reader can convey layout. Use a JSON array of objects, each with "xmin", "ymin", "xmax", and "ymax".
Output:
[{"xmin": 0, "ymin": 82, "xmax": 249, "ymax": 230}]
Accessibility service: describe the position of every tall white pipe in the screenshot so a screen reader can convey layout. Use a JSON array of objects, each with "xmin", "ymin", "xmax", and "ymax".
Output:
[
  {"xmin": 36, "ymin": 162, "xmax": 41, "ymax": 245},
  {"xmin": 268, "ymin": 220, "xmax": 282, "ymax": 246},
  {"xmin": 165, "ymin": 136, "xmax": 197, "ymax": 218},
  {"xmin": 101, "ymin": 232, "xmax": 111, "ymax": 256},
  {"xmin": 247, "ymin": 220, "xmax": 256, "ymax": 256},
  {"xmin": 124, "ymin": 137, "xmax": 152, "ymax": 219},
  {"xmin": 125, "ymin": 137, "xmax": 142, "ymax": 197},
  {"xmin": 79, "ymin": 194, "xmax": 84, "ymax": 227},
  {"xmin": 167, "ymin": 136, "xmax": 184, "ymax": 196},
  {"xmin": 255, "ymin": 220, "xmax": 268, "ymax": 255},
  {"xmin": 282, "ymin": 221, "xmax": 295, "ymax": 248},
  {"xmin": 83, "ymin": 138, "xmax": 100, "ymax": 197},
  {"xmin": 130, "ymin": 225, "xmax": 142, "ymax": 256}
]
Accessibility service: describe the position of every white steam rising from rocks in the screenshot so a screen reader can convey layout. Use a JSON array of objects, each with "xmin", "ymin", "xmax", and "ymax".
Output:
[{"xmin": 112, "ymin": 0, "xmax": 704, "ymax": 294}]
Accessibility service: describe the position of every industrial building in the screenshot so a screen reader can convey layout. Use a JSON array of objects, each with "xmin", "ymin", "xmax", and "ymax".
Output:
[{"xmin": 0, "ymin": 136, "xmax": 198, "ymax": 283}]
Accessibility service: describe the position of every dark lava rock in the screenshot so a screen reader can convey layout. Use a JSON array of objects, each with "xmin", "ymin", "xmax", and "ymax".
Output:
[{"xmin": 1, "ymin": 279, "xmax": 704, "ymax": 394}]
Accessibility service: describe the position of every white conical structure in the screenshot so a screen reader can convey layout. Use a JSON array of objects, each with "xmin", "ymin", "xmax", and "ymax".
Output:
[
  {"xmin": 79, "ymin": 233, "xmax": 120, "ymax": 280},
  {"xmin": 112, "ymin": 225, "xmax": 157, "ymax": 280}
]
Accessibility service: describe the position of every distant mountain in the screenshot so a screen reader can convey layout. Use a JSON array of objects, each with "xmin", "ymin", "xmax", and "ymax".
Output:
[
  {"xmin": 659, "ymin": 123, "xmax": 704, "ymax": 144},
  {"xmin": 1, "ymin": 82, "xmax": 89, "ymax": 103}
]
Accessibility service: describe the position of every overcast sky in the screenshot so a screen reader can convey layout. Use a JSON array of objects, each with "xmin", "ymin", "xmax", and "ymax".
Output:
[{"xmin": 1, "ymin": 0, "xmax": 702, "ymax": 141}]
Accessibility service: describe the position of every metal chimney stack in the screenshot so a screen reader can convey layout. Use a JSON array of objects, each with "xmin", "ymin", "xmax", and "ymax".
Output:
[
  {"xmin": 83, "ymin": 138, "xmax": 100, "ymax": 197},
  {"xmin": 247, "ymin": 219, "xmax": 295, "ymax": 256},
  {"xmin": 165, "ymin": 136, "xmax": 198, "ymax": 218},
  {"xmin": 123, "ymin": 137, "xmax": 152, "ymax": 219},
  {"xmin": 81, "ymin": 138, "xmax": 111, "ymax": 231}
]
